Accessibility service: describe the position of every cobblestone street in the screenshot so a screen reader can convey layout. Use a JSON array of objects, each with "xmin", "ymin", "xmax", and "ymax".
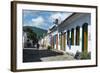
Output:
[{"xmin": 23, "ymin": 48, "xmax": 75, "ymax": 62}]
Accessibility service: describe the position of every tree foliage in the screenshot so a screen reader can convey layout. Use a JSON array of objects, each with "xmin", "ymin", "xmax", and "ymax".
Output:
[{"xmin": 23, "ymin": 27, "xmax": 38, "ymax": 42}]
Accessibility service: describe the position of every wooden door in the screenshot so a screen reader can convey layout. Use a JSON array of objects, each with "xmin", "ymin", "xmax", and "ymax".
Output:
[
  {"xmin": 82, "ymin": 23, "xmax": 88, "ymax": 53},
  {"xmin": 56, "ymin": 34, "xmax": 58, "ymax": 49},
  {"xmin": 64, "ymin": 32, "xmax": 66, "ymax": 51}
]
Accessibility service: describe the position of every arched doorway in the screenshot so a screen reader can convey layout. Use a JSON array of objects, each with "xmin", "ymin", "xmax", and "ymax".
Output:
[{"xmin": 82, "ymin": 23, "xmax": 88, "ymax": 53}]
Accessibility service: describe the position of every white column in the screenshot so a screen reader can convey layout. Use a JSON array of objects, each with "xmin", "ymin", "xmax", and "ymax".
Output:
[
  {"xmin": 74, "ymin": 28, "xmax": 76, "ymax": 45},
  {"xmin": 80, "ymin": 27, "xmax": 82, "ymax": 52},
  {"xmin": 69, "ymin": 30, "xmax": 71, "ymax": 39},
  {"xmin": 66, "ymin": 31, "xmax": 67, "ymax": 51},
  {"xmin": 57, "ymin": 32, "xmax": 60, "ymax": 50},
  {"xmin": 59, "ymin": 32, "xmax": 61, "ymax": 50},
  {"xmin": 88, "ymin": 25, "xmax": 91, "ymax": 52}
]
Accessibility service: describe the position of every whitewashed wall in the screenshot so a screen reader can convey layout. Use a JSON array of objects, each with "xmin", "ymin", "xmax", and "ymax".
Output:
[{"xmin": 58, "ymin": 13, "xmax": 91, "ymax": 54}]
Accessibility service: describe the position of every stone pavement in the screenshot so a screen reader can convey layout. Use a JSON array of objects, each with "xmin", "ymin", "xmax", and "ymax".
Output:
[{"xmin": 23, "ymin": 48, "xmax": 75, "ymax": 62}]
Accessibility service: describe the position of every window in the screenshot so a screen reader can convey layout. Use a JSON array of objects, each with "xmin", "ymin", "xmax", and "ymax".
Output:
[
  {"xmin": 76, "ymin": 26, "xmax": 80, "ymax": 45},
  {"xmin": 71, "ymin": 28, "xmax": 74, "ymax": 45}
]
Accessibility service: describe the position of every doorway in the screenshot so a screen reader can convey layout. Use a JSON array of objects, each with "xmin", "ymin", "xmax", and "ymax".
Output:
[{"xmin": 82, "ymin": 23, "xmax": 88, "ymax": 53}]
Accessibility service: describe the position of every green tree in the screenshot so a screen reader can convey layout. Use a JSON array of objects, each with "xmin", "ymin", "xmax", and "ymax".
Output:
[{"xmin": 23, "ymin": 27, "xmax": 38, "ymax": 42}]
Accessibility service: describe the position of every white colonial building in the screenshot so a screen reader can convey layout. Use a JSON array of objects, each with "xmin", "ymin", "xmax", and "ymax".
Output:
[
  {"xmin": 48, "ymin": 13, "xmax": 91, "ymax": 55},
  {"xmin": 23, "ymin": 32, "xmax": 28, "ymax": 48},
  {"xmin": 38, "ymin": 33, "xmax": 51, "ymax": 49}
]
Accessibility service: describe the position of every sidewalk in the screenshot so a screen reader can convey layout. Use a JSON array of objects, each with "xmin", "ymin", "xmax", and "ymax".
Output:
[{"xmin": 41, "ymin": 53, "xmax": 74, "ymax": 61}]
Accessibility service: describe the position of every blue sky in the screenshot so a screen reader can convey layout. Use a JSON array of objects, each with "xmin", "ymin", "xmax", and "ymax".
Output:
[{"xmin": 23, "ymin": 10, "xmax": 72, "ymax": 30}]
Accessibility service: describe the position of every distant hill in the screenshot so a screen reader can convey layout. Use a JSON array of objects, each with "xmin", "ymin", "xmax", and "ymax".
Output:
[{"xmin": 23, "ymin": 26, "xmax": 47, "ymax": 39}]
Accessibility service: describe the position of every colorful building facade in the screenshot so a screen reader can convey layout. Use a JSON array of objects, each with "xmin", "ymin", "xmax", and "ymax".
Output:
[{"xmin": 49, "ymin": 13, "xmax": 91, "ymax": 55}]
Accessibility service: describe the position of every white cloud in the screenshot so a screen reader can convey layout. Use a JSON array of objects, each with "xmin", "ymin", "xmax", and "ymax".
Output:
[
  {"xmin": 50, "ymin": 12, "xmax": 73, "ymax": 24},
  {"xmin": 24, "ymin": 16, "xmax": 48, "ymax": 30},
  {"xmin": 31, "ymin": 16, "xmax": 49, "ymax": 30},
  {"xmin": 32, "ymin": 16, "xmax": 44, "ymax": 26}
]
